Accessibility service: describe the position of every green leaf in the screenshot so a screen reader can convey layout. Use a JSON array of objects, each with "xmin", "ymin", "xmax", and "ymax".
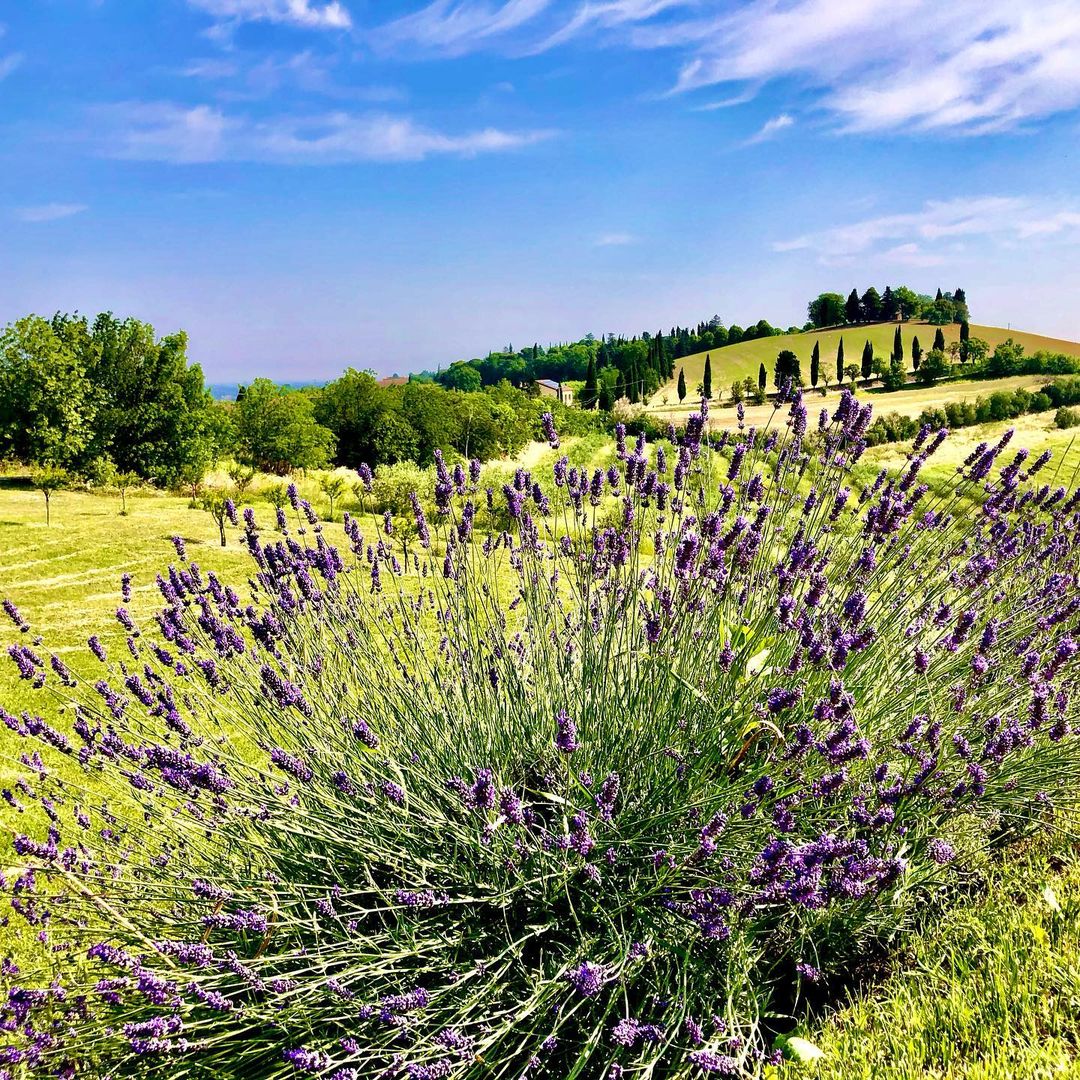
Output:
[{"xmin": 775, "ymin": 1034, "xmax": 825, "ymax": 1064}]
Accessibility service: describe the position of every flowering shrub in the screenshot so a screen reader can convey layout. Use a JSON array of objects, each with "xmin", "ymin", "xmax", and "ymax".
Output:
[{"xmin": 2, "ymin": 392, "xmax": 1080, "ymax": 1078}]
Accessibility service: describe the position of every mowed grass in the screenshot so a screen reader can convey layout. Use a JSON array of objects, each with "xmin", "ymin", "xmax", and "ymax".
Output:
[
  {"xmin": 648, "ymin": 374, "xmax": 1056, "ymax": 431},
  {"xmin": 651, "ymin": 322, "xmax": 1080, "ymax": 407}
]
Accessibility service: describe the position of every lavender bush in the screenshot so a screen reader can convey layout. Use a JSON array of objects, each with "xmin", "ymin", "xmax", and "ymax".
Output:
[{"xmin": 3, "ymin": 392, "xmax": 1080, "ymax": 1078}]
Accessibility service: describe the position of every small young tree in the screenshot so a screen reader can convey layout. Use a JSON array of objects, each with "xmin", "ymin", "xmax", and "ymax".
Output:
[
  {"xmin": 31, "ymin": 465, "xmax": 68, "ymax": 526},
  {"xmin": 200, "ymin": 488, "xmax": 234, "ymax": 547},
  {"xmin": 702, "ymin": 354, "xmax": 712, "ymax": 401},
  {"xmin": 227, "ymin": 463, "xmax": 257, "ymax": 496},
  {"xmin": 677, "ymin": 368, "xmax": 687, "ymax": 403},
  {"xmin": 882, "ymin": 354, "xmax": 906, "ymax": 392},
  {"xmin": 843, "ymin": 363, "xmax": 860, "ymax": 388},
  {"xmin": 729, "ymin": 380, "xmax": 745, "ymax": 405},
  {"xmin": 320, "ymin": 475, "xmax": 347, "ymax": 521}
]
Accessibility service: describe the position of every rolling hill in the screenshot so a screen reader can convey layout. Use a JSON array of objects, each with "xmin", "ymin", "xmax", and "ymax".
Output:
[{"xmin": 649, "ymin": 322, "xmax": 1080, "ymax": 407}]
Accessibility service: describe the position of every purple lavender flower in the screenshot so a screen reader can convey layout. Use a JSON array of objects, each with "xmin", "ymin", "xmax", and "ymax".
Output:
[{"xmin": 554, "ymin": 708, "xmax": 579, "ymax": 753}]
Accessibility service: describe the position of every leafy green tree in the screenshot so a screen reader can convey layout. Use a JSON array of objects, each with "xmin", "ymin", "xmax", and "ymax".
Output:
[
  {"xmin": 371, "ymin": 410, "xmax": 420, "ymax": 465},
  {"xmin": 916, "ymin": 348, "xmax": 950, "ymax": 387},
  {"xmin": 30, "ymin": 464, "xmax": 69, "ymax": 526},
  {"xmin": 235, "ymin": 379, "xmax": 335, "ymax": 474},
  {"xmin": 401, "ymin": 381, "xmax": 463, "ymax": 464},
  {"xmin": 882, "ymin": 353, "xmax": 906, "ymax": 392},
  {"xmin": 227, "ymin": 463, "xmax": 256, "ymax": 496},
  {"xmin": 810, "ymin": 341, "xmax": 820, "ymax": 388},
  {"xmin": 843, "ymin": 363, "xmax": 860, "ymax": 387},
  {"xmin": 836, "ymin": 338, "xmax": 845, "ymax": 384},
  {"xmin": 844, "ymin": 289, "xmax": 861, "ymax": 324},
  {"xmin": 893, "ymin": 286, "xmax": 921, "ymax": 320},
  {"xmin": 881, "ymin": 285, "xmax": 899, "ymax": 321},
  {"xmin": 703, "ymin": 354, "xmax": 712, "ymax": 400},
  {"xmin": 808, "ymin": 292, "xmax": 846, "ymax": 328},
  {"xmin": 988, "ymin": 339, "xmax": 1025, "ymax": 377},
  {"xmin": 315, "ymin": 369, "xmax": 389, "ymax": 469},
  {"xmin": 82, "ymin": 314, "xmax": 216, "ymax": 486},
  {"xmin": 860, "ymin": 287, "xmax": 882, "ymax": 322},
  {"xmin": 441, "ymin": 362, "xmax": 483, "ymax": 393},
  {"xmin": 729, "ymin": 380, "xmax": 744, "ymax": 404},
  {"xmin": 677, "ymin": 368, "xmax": 687, "ymax": 403},
  {"xmin": 0, "ymin": 316, "xmax": 96, "ymax": 467}
]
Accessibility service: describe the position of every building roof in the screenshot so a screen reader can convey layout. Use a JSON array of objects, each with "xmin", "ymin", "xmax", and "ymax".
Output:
[
  {"xmin": 536, "ymin": 378, "xmax": 562, "ymax": 390},
  {"xmin": 377, "ymin": 376, "xmax": 409, "ymax": 387}
]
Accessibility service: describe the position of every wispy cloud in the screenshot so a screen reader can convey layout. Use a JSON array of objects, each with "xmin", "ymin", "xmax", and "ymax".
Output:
[
  {"xmin": 594, "ymin": 231, "xmax": 636, "ymax": 246},
  {"xmin": 774, "ymin": 196, "xmax": 1080, "ymax": 265},
  {"xmin": 0, "ymin": 52, "xmax": 22, "ymax": 80},
  {"xmin": 372, "ymin": 0, "xmax": 553, "ymax": 57},
  {"xmin": 744, "ymin": 112, "xmax": 793, "ymax": 144},
  {"xmin": 668, "ymin": 0, "xmax": 1080, "ymax": 135},
  {"xmin": 14, "ymin": 203, "xmax": 88, "ymax": 223},
  {"xmin": 92, "ymin": 101, "xmax": 554, "ymax": 163},
  {"xmin": 188, "ymin": 0, "xmax": 352, "ymax": 31}
]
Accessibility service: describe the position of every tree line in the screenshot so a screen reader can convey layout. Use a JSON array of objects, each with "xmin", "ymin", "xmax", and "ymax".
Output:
[
  {"xmin": 807, "ymin": 285, "xmax": 969, "ymax": 329},
  {"xmin": 0, "ymin": 312, "xmax": 605, "ymax": 488}
]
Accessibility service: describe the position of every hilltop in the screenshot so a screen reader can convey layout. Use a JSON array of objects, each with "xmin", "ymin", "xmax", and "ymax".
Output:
[{"xmin": 650, "ymin": 322, "xmax": 1080, "ymax": 407}]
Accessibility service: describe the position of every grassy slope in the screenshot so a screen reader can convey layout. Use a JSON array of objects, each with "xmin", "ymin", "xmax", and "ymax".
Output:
[{"xmin": 651, "ymin": 322, "xmax": 1080, "ymax": 407}]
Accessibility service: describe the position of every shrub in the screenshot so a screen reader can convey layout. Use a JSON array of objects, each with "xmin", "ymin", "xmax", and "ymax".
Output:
[
  {"xmin": 1056, "ymin": 407, "xmax": 1080, "ymax": 430},
  {"xmin": 2, "ymin": 397, "xmax": 1080, "ymax": 1077}
]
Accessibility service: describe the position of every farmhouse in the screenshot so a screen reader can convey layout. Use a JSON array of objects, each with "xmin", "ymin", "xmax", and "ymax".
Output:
[{"xmin": 536, "ymin": 378, "xmax": 575, "ymax": 406}]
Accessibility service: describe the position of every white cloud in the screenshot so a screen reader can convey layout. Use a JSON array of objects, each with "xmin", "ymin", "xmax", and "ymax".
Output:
[
  {"xmin": 594, "ymin": 231, "xmax": 636, "ymax": 246},
  {"xmin": 744, "ymin": 112, "xmax": 793, "ymax": 144},
  {"xmin": 93, "ymin": 101, "xmax": 553, "ymax": 163},
  {"xmin": 774, "ymin": 196, "xmax": 1080, "ymax": 265},
  {"xmin": 668, "ymin": 0, "xmax": 1080, "ymax": 134},
  {"xmin": 0, "ymin": 52, "xmax": 22, "ymax": 80},
  {"xmin": 14, "ymin": 203, "xmax": 88, "ymax": 223},
  {"xmin": 372, "ymin": 0, "xmax": 553, "ymax": 56},
  {"xmin": 188, "ymin": 0, "xmax": 352, "ymax": 30}
]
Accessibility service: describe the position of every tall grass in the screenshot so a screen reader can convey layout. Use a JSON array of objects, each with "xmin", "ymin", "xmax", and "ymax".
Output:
[{"xmin": 2, "ymin": 391, "xmax": 1080, "ymax": 1078}]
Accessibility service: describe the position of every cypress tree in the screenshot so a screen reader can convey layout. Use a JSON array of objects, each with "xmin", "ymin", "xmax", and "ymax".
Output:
[
  {"xmin": 810, "ymin": 341, "xmax": 820, "ymax": 387},
  {"xmin": 758, "ymin": 362, "xmax": 767, "ymax": 393},
  {"xmin": 912, "ymin": 335, "xmax": 922, "ymax": 371},
  {"xmin": 893, "ymin": 324, "xmax": 903, "ymax": 363},
  {"xmin": 933, "ymin": 327, "xmax": 946, "ymax": 352},
  {"xmin": 844, "ymin": 289, "xmax": 861, "ymax": 324},
  {"xmin": 935, "ymin": 288, "xmax": 943, "ymax": 302},
  {"xmin": 959, "ymin": 320, "xmax": 970, "ymax": 364},
  {"xmin": 703, "ymin": 354, "xmax": 712, "ymax": 400},
  {"xmin": 861, "ymin": 339, "xmax": 873, "ymax": 381},
  {"xmin": 677, "ymin": 367, "xmax": 687, "ymax": 403},
  {"xmin": 584, "ymin": 354, "xmax": 597, "ymax": 405},
  {"xmin": 836, "ymin": 338, "xmax": 845, "ymax": 384}
]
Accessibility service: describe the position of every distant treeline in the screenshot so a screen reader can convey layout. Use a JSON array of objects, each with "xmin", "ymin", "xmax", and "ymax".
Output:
[
  {"xmin": 0, "ymin": 313, "xmax": 604, "ymax": 485},
  {"xmin": 807, "ymin": 285, "xmax": 969, "ymax": 328},
  {"xmin": 426, "ymin": 317, "xmax": 798, "ymax": 408}
]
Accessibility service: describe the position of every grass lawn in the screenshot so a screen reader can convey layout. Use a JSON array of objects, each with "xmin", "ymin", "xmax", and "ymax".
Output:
[
  {"xmin": 647, "ymin": 374, "xmax": 1060, "ymax": 431},
  {"xmin": 651, "ymin": 322, "xmax": 1080, "ymax": 408}
]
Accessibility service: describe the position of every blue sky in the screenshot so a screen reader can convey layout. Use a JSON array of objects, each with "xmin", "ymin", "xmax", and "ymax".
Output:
[{"xmin": 2, "ymin": 1, "xmax": 1080, "ymax": 380}]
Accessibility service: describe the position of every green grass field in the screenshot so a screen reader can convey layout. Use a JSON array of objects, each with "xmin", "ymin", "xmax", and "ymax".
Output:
[{"xmin": 651, "ymin": 322, "xmax": 1080, "ymax": 407}]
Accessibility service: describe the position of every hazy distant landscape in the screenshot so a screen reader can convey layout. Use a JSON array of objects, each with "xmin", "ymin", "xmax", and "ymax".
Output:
[{"xmin": 4, "ymin": 2, "xmax": 1080, "ymax": 1077}]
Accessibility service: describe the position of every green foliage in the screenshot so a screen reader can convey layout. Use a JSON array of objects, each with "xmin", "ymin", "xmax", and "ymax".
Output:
[
  {"xmin": 810, "ymin": 341, "xmax": 820, "ymax": 387},
  {"xmin": 807, "ymin": 292, "xmax": 846, "ymax": 328},
  {"xmin": 677, "ymin": 368, "xmax": 687, "ymax": 403},
  {"xmin": 860, "ymin": 339, "xmax": 874, "ymax": 381},
  {"xmin": 0, "ymin": 316, "xmax": 97, "ymax": 468},
  {"xmin": 702, "ymin": 353, "xmax": 712, "ymax": 400},
  {"xmin": 775, "ymin": 349, "xmax": 801, "ymax": 389},
  {"xmin": 917, "ymin": 348, "xmax": 951, "ymax": 387},
  {"xmin": 318, "ymin": 474, "xmax": 348, "ymax": 520},
  {"xmin": 199, "ymin": 487, "xmax": 234, "ymax": 546},
  {"xmin": 1056, "ymin": 407, "xmax": 1080, "ymax": 430},
  {"xmin": 234, "ymin": 378, "xmax": 335, "ymax": 474}
]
